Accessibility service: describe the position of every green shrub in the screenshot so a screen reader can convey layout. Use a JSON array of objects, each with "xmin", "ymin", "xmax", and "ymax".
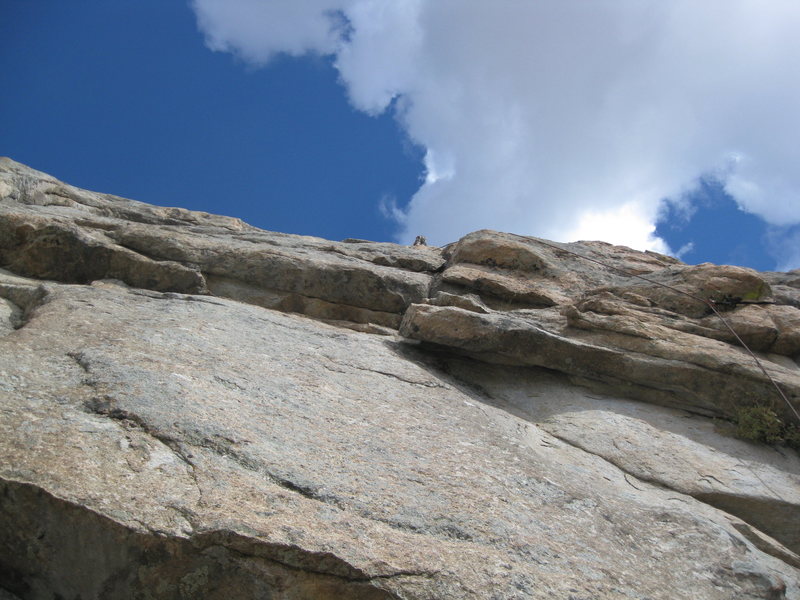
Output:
[{"xmin": 734, "ymin": 405, "xmax": 800, "ymax": 449}]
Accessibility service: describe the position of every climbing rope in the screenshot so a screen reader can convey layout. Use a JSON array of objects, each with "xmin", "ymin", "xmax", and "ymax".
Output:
[{"xmin": 531, "ymin": 238, "xmax": 800, "ymax": 425}]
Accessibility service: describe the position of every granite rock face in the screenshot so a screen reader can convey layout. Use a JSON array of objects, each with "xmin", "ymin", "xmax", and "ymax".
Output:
[{"xmin": 1, "ymin": 157, "xmax": 800, "ymax": 599}]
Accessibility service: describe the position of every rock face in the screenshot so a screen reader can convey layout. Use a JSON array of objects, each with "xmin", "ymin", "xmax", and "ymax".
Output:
[{"xmin": 1, "ymin": 157, "xmax": 799, "ymax": 599}]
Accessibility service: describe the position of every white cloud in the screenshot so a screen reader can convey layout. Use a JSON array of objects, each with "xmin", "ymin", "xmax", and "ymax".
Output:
[
  {"xmin": 562, "ymin": 201, "xmax": 670, "ymax": 255},
  {"xmin": 378, "ymin": 194, "xmax": 407, "ymax": 225},
  {"xmin": 767, "ymin": 227, "xmax": 800, "ymax": 272},
  {"xmin": 192, "ymin": 0, "xmax": 800, "ymax": 262},
  {"xmin": 191, "ymin": 0, "xmax": 350, "ymax": 63},
  {"xmin": 674, "ymin": 242, "xmax": 695, "ymax": 261}
]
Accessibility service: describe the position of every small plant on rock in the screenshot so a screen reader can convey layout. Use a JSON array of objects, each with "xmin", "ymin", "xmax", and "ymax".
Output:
[{"xmin": 734, "ymin": 404, "xmax": 800, "ymax": 449}]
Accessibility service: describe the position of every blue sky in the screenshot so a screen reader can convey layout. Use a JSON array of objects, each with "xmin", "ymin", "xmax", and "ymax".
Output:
[
  {"xmin": 0, "ymin": 0, "xmax": 423, "ymax": 242},
  {"xmin": 2, "ymin": 1, "xmax": 799, "ymax": 271}
]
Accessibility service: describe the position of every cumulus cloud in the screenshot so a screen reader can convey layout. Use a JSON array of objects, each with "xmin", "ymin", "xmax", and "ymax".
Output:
[
  {"xmin": 192, "ymin": 0, "xmax": 349, "ymax": 63},
  {"xmin": 191, "ymin": 0, "xmax": 800, "ymax": 262}
]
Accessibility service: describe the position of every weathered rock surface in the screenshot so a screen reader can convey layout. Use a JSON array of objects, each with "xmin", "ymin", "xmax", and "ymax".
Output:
[{"xmin": 1, "ymin": 157, "xmax": 800, "ymax": 598}]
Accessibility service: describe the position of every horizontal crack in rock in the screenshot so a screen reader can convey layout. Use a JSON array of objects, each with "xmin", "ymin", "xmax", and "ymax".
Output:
[{"xmin": 197, "ymin": 532, "xmax": 438, "ymax": 586}]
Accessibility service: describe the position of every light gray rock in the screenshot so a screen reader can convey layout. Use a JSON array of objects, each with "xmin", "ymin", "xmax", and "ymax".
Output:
[
  {"xmin": 443, "ymin": 358, "xmax": 800, "ymax": 558},
  {"xmin": 425, "ymin": 291, "xmax": 490, "ymax": 313},
  {"xmin": 2, "ymin": 158, "xmax": 800, "ymax": 598},
  {"xmin": 0, "ymin": 298, "xmax": 20, "ymax": 335},
  {"xmin": 1, "ymin": 271, "xmax": 798, "ymax": 599}
]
